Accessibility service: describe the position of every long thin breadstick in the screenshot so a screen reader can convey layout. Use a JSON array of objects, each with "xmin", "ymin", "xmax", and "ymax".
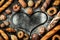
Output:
[
  {"xmin": 47, "ymin": 11, "xmax": 60, "ymax": 31},
  {"xmin": 0, "ymin": 30, "xmax": 9, "ymax": 40},
  {"xmin": 0, "ymin": 0, "xmax": 4, "ymax": 6},
  {"xmin": 0, "ymin": 0, "xmax": 13, "ymax": 13},
  {"xmin": 18, "ymin": 0, "xmax": 27, "ymax": 8},
  {"xmin": 41, "ymin": 25, "xmax": 60, "ymax": 40},
  {"xmin": 41, "ymin": 0, "xmax": 51, "ymax": 12}
]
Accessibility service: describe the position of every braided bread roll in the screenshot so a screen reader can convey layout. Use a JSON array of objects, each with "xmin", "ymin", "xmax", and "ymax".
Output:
[
  {"xmin": 41, "ymin": 0, "xmax": 51, "ymax": 12},
  {"xmin": 47, "ymin": 11, "xmax": 60, "ymax": 31}
]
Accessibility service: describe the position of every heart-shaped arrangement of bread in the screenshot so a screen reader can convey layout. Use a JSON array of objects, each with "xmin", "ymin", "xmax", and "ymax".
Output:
[{"xmin": 0, "ymin": 0, "xmax": 60, "ymax": 40}]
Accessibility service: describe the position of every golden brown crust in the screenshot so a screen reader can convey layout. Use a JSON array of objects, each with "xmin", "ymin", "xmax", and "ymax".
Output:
[
  {"xmin": 38, "ymin": 26, "xmax": 46, "ymax": 34},
  {"xmin": 5, "ymin": 9, "xmax": 11, "ymax": 14},
  {"xmin": 52, "ymin": 35, "xmax": 60, "ymax": 40},
  {"xmin": 13, "ymin": 4, "xmax": 20, "ymax": 12},
  {"xmin": 47, "ymin": 11, "xmax": 60, "ymax": 31},
  {"xmin": 11, "ymin": 35, "xmax": 18, "ymax": 40},
  {"xmin": 40, "ymin": 25, "xmax": 60, "ymax": 40},
  {"xmin": 23, "ymin": 33, "xmax": 29, "ymax": 40},
  {"xmin": 41, "ymin": 0, "xmax": 51, "ymax": 12},
  {"xmin": 6, "ymin": 28, "xmax": 16, "ymax": 32},
  {"xmin": 0, "ymin": 0, "xmax": 13, "ymax": 13},
  {"xmin": 17, "ymin": 31, "xmax": 24, "ymax": 39},
  {"xmin": 47, "ymin": 7, "xmax": 57, "ymax": 16},
  {"xmin": 0, "ymin": 30, "xmax": 9, "ymax": 40},
  {"xmin": 28, "ymin": 0, "xmax": 34, "ymax": 7},
  {"xmin": 26, "ymin": 7, "xmax": 33, "ymax": 15},
  {"xmin": 34, "ymin": 0, "xmax": 42, "ymax": 8},
  {"xmin": 0, "ymin": 0, "xmax": 4, "ymax": 6},
  {"xmin": 32, "ymin": 34, "xmax": 40, "ymax": 40},
  {"xmin": 0, "ymin": 36, "xmax": 4, "ymax": 40},
  {"xmin": 53, "ymin": 0, "xmax": 60, "ymax": 6},
  {"xmin": 41, "ymin": 2, "xmax": 48, "ymax": 12},
  {"xmin": 0, "ymin": 14, "xmax": 6, "ymax": 20},
  {"xmin": 0, "ymin": 23, "xmax": 5, "ymax": 28},
  {"xmin": 18, "ymin": 0, "xmax": 27, "ymax": 8},
  {"xmin": 3, "ymin": 21, "xmax": 10, "ymax": 26}
]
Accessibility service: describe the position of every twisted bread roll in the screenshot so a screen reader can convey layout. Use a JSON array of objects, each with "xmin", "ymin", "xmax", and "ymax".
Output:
[
  {"xmin": 41, "ymin": 0, "xmax": 51, "ymax": 12},
  {"xmin": 47, "ymin": 11, "xmax": 60, "ymax": 31}
]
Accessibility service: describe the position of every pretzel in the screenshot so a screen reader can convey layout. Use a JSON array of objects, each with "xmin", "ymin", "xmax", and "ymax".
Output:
[
  {"xmin": 52, "ymin": 35, "xmax": 60, "ymax": 40},
  {"xmin": 40, "ymin": 25, "xmax": 60, "ymax": 40},
  {"xmin": 0, "ymin": 0, "xmax": 4, "ymax": 6},
  {"xmin": 18, "ymin": 0, "xmax": 27, "ymax": 8},
  {"xmin": 41, "ymin": 0, "xmax": 51, "ymax": 12},
  {"xmin": 47, "ymin": 11, "xmax": 60, "ymax": 31},
  {"xmin": 11, "ymin": 35, "xmax": 18, "ymax": 40},
  {"xmin": 34, "ymin": 0, "xmax": 42, "ymax": 8},
  {"xmin": 0, "ymin": 30, "xmax": 9, "ymax": 40},
  {"xmin": 0, "ymin": 0, "xmax": 13, "ymax": 13}
]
